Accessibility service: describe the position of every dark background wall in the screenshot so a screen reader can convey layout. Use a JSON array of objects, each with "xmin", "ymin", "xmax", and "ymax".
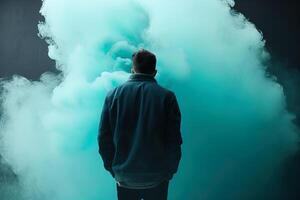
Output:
[
  {"xmin": 0, "ymin": 0, "xmax": 300, "ymax": 199},
  {"xmin": 234, "ymin": 0, "xmax": 300, "ymax": 127},
  {"xmin": 234, "ymin": 2, "xmax": 300, "ymax": 198},
  {"xmin": 0, "ymin": 0, "xmax": 56, "ymax": 81},
  {"xmin": 235, "ymin": 0, "xmax": 300, "ymax": 69}
]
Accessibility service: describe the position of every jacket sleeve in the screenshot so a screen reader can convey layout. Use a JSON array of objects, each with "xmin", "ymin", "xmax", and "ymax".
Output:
[
  {"xmin": 165, "ymin": 92, "xmax": 183, "ymax": 176},
  {"xmin": 98, "ymin": 94, "xmax": 115, "ymax": 178}
]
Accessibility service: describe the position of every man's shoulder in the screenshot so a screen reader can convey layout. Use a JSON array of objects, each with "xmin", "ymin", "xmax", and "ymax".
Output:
[
  {"xmin": 154, "ymin": 83, "xmax": 175, "ymax": 97},
  {"xmin": 105, "ymin": 86, "xmax": 118, "ymax": 100},
  {"xmin": 106, "ymin": 81, "xmax": 175, "ymax": 98},
  {"xmin": 105, "ymin": 81, "xmax": 131, "ymax": 96},
  {"xmin": 105, "ymin": 83, "xmax": 129, "ymax": 99}
]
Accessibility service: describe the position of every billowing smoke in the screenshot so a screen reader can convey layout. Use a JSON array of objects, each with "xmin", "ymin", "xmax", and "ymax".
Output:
[{"xmin": 0, "ymin": 0, "xmax": 299, "ymax": 199}]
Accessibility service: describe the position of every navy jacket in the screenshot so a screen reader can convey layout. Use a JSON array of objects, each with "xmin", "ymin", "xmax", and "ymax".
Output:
[{"xmin": 98, "ymin": 73, "xmax": 182, "ymax": 184}]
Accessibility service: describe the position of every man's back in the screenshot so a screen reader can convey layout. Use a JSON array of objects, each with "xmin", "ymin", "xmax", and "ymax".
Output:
[
  {"xmin": 98, "ymin": 49, "xmax": 182, "ymax": 200},
  {"xmin": 98, "ymin": 73, "xmax": 182, "ymax": 189}
]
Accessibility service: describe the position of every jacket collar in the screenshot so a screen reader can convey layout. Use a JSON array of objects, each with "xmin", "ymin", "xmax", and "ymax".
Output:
[{"xmin": 128, "ymin": 73, "xmax": 157, "ymax": 82}]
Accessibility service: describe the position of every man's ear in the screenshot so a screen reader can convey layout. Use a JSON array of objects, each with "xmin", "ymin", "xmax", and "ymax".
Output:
[{"xmin": 152, "ymin": 70, "xmax": 157, "ymax": 77}]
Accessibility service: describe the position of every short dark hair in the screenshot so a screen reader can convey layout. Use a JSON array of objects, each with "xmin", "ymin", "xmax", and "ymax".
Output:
[{"xmin": 132, "ymin": 49, "xmax": 156, "ymax": 74}]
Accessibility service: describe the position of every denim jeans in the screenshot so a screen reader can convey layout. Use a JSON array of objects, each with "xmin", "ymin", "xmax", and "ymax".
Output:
[{"xmin": 116, "ymin": 180, "xmax": 169, "ymax": 200}]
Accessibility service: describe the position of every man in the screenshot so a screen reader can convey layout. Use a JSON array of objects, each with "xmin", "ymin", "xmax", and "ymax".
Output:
[{"xmin": 98, "ymin": 49, "xmax": 183, "ymax": 200}]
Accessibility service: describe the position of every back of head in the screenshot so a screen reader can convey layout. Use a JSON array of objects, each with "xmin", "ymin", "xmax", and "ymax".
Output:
[{"xmin": 132, "ymin": 49, "xmax": 156, "ymax": 74}]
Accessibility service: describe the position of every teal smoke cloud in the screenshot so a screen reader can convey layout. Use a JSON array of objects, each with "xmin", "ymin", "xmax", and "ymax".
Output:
[{"xmin": 0, "ymin": 0, "xmax": 299, "ymax": 199}]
